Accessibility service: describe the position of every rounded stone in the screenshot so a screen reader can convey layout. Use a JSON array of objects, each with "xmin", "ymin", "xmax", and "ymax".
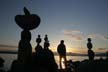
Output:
[{"xmin": 15, "ymin": 14, "xmax": 41, "ymax": 30}]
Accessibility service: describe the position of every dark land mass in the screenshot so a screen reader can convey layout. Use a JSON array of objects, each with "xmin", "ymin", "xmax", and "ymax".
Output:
[
  {"xmin": 0, "ymin": 51, "xmax": 106, "ymax": 57},
  {"xmin": 58, "ymin": 59, "xmax": 108, "ymax": 72}
]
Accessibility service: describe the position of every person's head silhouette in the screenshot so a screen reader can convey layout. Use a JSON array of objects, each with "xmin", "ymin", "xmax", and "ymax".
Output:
[
  {"xmin": 60, "ymin": 40, "xmax": 64, "ymax": 44},
  {"xmin": 88, "ymin": 38, "xmax": 91, "ymax": 42},
  {"xmin": 38, "ymin": 34, "xmax": 40, "ymax": 38}
]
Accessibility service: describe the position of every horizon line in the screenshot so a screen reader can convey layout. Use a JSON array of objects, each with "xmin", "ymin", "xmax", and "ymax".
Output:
[{"xmin": 0, "ymin": 50, "xmax": 106, "ymax": 57}]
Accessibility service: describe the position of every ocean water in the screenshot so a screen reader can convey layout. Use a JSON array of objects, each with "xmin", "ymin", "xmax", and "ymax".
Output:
[{"xmin": 0, "ymin": 54, "xmax": 104, "ymax": 71}]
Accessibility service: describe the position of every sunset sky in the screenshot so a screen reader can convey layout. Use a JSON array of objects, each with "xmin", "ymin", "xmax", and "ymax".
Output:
[{"xmin": 0, "ymin": 0, "xmax": 108, "ymax": 54}]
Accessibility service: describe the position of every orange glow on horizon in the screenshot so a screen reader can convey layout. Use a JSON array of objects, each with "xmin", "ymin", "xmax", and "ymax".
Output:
[{"xmin": 50, "ymin": 47, "xmax": 87, "ymax": 54}]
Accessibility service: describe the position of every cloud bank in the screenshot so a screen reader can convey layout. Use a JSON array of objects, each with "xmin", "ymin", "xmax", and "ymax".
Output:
[
  {"xmin": 62, "ymin": 29, "xmax": 108, "ymax": 41},
  {"xmin": 63, "ymin": 30, "xmax": 84, "ymax": 41},
  {"xmin": 88, "ymin": 34, "xmax": 108, "ymax": 40}
]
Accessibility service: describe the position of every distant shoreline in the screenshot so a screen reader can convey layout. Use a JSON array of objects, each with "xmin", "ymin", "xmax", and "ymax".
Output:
[{"xmin": 0, "ymin": 51, "xmax": 106, "ymax": 57}]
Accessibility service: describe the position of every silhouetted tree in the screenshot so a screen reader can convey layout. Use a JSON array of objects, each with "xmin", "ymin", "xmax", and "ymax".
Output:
[{"xmin": 57, "ymin": 40, "xmax": 67, "ymax": 69}]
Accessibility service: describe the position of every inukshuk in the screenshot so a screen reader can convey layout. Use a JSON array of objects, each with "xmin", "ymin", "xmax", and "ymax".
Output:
[
  {"xmin": 87, "ymin": 38, "xmax": 95, "ymax": 60},
  {"xmin": 15, "ymin": 7, "xmax": 41, "ymax": 72}
]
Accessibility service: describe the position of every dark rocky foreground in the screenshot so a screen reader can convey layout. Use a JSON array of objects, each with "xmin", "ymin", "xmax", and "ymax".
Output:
[
  {"xmin": 78, "ymin": 59, "xmax": 108, "ymax": 72},
  {"xmin": 59, "ymin": 59, "xmax": 108, "ymax": 72}
]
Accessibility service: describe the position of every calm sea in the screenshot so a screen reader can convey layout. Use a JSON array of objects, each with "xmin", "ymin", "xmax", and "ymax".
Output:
[{"xmin": 0, "ymin": 54, "xmax": 104, "ymax": 71}]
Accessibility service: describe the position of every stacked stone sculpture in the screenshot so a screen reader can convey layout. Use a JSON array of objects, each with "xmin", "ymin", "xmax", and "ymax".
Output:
[
  {"xmin": 87, "ymin": 38, "xmax": 95, "ymax": 60},
  {"xmin": 15, "ymin": 7, "xmax": 40, "ymax": 72},
  {"xmin": 44, "ymin": 34, "xmax": 49, "ymax": 49},
  {"xmin": 35, "ymin": 35, "xmax": 42, "ymax": 53}
]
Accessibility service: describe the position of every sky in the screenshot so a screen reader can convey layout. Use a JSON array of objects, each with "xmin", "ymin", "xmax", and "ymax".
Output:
[{"xmin": 0, "ymin": 0, "xmax": 108, "ymax": 54}]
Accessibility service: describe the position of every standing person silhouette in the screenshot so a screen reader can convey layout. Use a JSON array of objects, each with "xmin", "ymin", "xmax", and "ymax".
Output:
[{"xmin": 57, "ymin": 40, "xmax": 67, "ymax": 69}]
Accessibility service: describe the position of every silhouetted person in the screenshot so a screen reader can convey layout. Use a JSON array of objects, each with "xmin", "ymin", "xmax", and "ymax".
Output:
[
  {"xmin": 87, "ymin": 38, "xmax": 95, "ymax": 60},
  {"xmin": 35, "ymin": 34, "xmax": 42, "ymax": 53},
  {"xmin": 57, "ymin": 40, "xmax": 67, "ymax": 69}
]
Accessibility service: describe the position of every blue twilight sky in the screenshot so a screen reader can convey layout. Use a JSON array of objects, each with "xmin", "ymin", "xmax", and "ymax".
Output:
[{"xmin": 0, "ymin": 0, "xmax": 108, "ymax": 53}]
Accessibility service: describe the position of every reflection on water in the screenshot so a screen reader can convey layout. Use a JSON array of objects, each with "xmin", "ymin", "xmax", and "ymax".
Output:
[
  {"xmin": 0, "ymin": 54, "xmax": 105, "ymax": 71},
  {"xmin": 61, "ymin": 58, "xmax": 65, "ymax": 69},
  {"xmin": 0, "ymin": 54, "xmax": 17, "ymax": 71},
  {"xmin": 55, "ymin": 56, "xmax": 105, "ymax": 69}
]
